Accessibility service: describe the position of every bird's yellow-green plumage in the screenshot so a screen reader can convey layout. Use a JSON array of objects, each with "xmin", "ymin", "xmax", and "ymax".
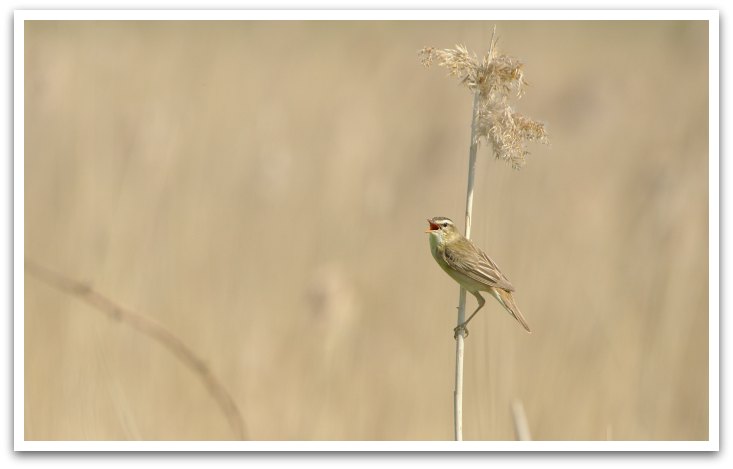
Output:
[{"xmin": 426, "ymin": 216, "xmax": 531, "ymax": 335}]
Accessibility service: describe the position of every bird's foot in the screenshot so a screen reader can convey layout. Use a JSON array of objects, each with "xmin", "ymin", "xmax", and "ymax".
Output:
[{"xmin": 453, "ymin": 324, "xmax": 469, "ymax": 339}]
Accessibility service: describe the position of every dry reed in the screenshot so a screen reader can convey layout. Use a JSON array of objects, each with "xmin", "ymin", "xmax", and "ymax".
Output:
[
  {"xmin": 420, "ymin": 27, "xmax": 548, "ymax": 441},
  {"xmin": 25, "ymin": 260, "xmax": 247, "ymax": 440},
  {"xmin": 419, "ymin": 36, "xmax": 548, "ymax": 169}
]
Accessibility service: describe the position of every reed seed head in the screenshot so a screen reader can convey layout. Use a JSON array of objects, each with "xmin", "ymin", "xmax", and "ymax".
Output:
[{"xmin": 419, "ymin": 34, "xmax": 548, "ymax": 169}]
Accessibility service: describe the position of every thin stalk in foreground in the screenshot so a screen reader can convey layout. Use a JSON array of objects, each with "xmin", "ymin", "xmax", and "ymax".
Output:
[
  {"xmin": 454, "ymin": 90, "xmax": 481, "ymax": 441},
  {"xmin": 420, "ymin": 25, "xmax": 547, "ymax": 442}
]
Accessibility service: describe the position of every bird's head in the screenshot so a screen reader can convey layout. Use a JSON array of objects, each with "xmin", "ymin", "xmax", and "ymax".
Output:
[{"xmin": 425, "ymin": 216, "xmax": 460, "ymax": 245}]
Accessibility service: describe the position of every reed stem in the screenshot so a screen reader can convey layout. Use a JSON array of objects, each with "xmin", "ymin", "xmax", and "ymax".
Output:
[{"xmin": 453, "ymin": 89, "xmax": 481, "ymax": 441}]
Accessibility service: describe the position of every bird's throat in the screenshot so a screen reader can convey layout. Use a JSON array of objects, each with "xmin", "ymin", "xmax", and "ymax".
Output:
[{"xmin": 428, "ymin": 232, "xmax": 444, "ymax": 262}]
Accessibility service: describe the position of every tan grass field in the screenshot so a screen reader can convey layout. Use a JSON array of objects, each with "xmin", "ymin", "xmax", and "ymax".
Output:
[{"xmin": 23, "ymin": 20, "xmax": 709, "ymax": 441}]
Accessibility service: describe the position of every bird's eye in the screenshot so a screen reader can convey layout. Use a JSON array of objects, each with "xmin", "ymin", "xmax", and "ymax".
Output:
[{"xmin": 442, "ymin": 222, "xmax": 448, "ymax": 228}]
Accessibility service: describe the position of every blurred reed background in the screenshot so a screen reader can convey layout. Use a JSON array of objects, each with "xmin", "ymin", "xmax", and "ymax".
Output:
[{"xmin": 24, "ymin": 20, "xmax": 709, "ymax": 441}]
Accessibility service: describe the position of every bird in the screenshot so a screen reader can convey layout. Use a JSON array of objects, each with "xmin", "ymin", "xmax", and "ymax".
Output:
[{"xmin": 425, "ymin": 216, "xmax": 531, "ymax": 337}]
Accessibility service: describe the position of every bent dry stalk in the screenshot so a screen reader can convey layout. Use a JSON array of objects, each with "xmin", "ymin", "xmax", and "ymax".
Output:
[
  {"xmin": 25, "ymin": 260, "xmax": 248, "ymax": 440},
  {"xmin": 419, "ymin": 27, "xmax": 548, "ymax": 441}
]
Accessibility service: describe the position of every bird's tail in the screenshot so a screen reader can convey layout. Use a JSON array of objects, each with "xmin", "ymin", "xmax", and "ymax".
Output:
[{"xmin": 493, "ymin": 288, "xmax": 532, "ymax": 334}]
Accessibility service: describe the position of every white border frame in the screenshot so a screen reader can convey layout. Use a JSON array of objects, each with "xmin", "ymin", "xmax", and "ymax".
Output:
[{"xmin": 14, "ymin": 9, "xmax": 720, "ymax": 452}]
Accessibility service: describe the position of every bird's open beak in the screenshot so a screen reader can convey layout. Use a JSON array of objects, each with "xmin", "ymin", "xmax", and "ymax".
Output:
[{"xmin": 425, "ymin": 219, "xmax": 439, "ymax": 233}]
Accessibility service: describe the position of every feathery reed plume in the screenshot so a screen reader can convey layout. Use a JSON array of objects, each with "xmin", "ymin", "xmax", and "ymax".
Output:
[
  {"xmin": 25, "ymin": 260, "xmax": 247, "ymax": 440},
  {"xmin": 420, "ymin": 26, "xmax": 547, "ymax": 441},
  {"xmin": 419, "ymin": 36, "xmax": 548, "ymax": 169}
]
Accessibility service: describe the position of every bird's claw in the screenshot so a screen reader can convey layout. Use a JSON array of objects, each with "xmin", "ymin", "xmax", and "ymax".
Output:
[{"xmin": 453, "ymin": 324, "xmax": 469, "ymax": 339}]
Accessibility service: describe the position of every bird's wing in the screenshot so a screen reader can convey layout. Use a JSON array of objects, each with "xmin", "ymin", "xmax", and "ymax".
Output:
[{"xmin": 443, "ymin": 239, "xmax": 516, "ymax": 292}]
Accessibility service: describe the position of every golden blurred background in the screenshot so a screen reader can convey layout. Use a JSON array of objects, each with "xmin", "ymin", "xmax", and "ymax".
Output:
[{"xmin": 23, "ymin": 20, "xmax": 709, "ymax": 441}]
